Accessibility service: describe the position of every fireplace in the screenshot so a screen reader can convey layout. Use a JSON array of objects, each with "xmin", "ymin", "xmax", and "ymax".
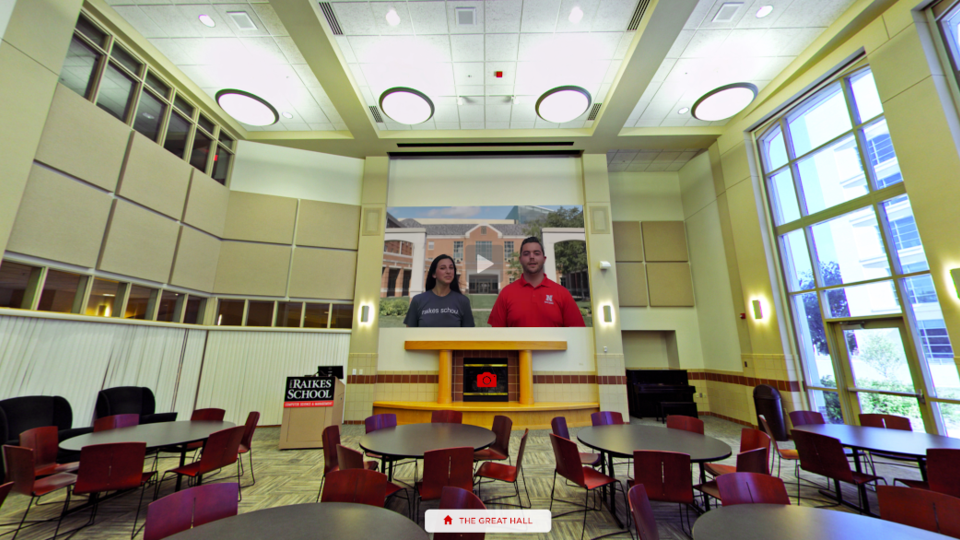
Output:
[{"xmin": 463, "ymin": 358, "xmax": 508, "ymax": 402}]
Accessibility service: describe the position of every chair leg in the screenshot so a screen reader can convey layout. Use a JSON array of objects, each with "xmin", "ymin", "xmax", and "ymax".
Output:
[
  {"xmin": 248, "ymin": 450, "xmax": 256, "ymax": 486},
  {"xmin": 50, "ymin": 489, "xmax": 72, "ymax": 539},
  {"xmin": 316, "ymin": 476, "xmax": 325, "ymax": 503},
  {"xmin": 549, "ymin": 470, "xmax": 557, "ymax": 512},
  {"xmin": 237, "ymin": 461, "xmax": 243, "ymax": 502},
  {"xmin": 12, "ymin": 496, "xmax": 36, "ymax": 540},
  {"xmin": 580, "ymin": 487, "xmax": 589, "ymax": 540},
  {"xmin": 131, "ymin": 483, "xmax": 148, "ymax": 538}
]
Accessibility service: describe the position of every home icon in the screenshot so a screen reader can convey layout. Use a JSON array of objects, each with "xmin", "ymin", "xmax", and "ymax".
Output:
[{"xmin": 444, "ymin": 515, "xmax": 453, "ymax": 525}]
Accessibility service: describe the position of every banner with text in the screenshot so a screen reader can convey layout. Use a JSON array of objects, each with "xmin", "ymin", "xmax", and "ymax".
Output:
[
  {"xmin": 425, "ymin": 510, "xmax": 552, "ymax": 533},
  {"xmin": 284, "ymin": 376, "xmax": 335, "ymax": 407}
]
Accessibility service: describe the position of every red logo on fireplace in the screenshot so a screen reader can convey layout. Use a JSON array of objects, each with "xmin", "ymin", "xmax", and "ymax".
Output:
[{"xmin": 476, "ymin": 372, "xmax": 497, "ymax": 388}]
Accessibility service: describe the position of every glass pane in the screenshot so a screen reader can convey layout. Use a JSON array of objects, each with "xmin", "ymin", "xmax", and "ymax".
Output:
[
  {"xmin": 303, "ymin": 303, "xmax": 330, "ymax": 328},
  {"xmin": 198, "ymin": 114, "xmax": 215, "ymax": 134},
  {"xmin": 276, "ymin": 302, "xmax": 303, "ymax": 327},
  {"xmin": 810, "ymin": 206, "xmax": 890, "ymax": 285},
  {"xmin": 184, "ymin": 297, "xmax": 204, "ymax": 324},
  {"xmin": 768, "ymin": 169, "xmax": 800, "ymax": 225},
  {"xmin": 0, "ymin": 261, "xmax": 35, "ymax": 309},
  {"xmin": 96, "ymin": 63, "xmax": 136, "ymax": 121},
  {"xmin": 38, "ymin": 270, "xmax": 81, "ymax": 313},
  {"xmin": 217, "ymin": 300, "xmax": 244, "ymax": 326},
  {"xmin": 125, "ymin": 285, "xmax": 153, "ymax": 319},
  {"xmin": 133, "ymin": 89, "xmax": 166, "ymax": 141},
  {"xmin": 174, "ymin": 94, "xmax": 195, "ymax": 117},
  {"xmin": 155, "ymin": 291, "xmax": 180, "ymax": 322},
  {"xmin": 857, "ymin": 393, "xmax": 921, "ymax": 431},
  {"xmin": 796, "ymin": 135, "xmax": 866, "ymax": 215},
  {"xmin": 781, "ymin": 230, "xmax": 813, "ymax": 291},
  {"xmin": 190, "ymin": 131, "xmax": 212, "ymax": 171},
  {"xmin": 863, "ymin": 119, "xmax": 902, "ymax": 189},
  {"xmin": 75, "ymin": 15, "xmax": 107, "ymax": 47},
  {"xmin": 330, "ymin": 304, "xmax": 354, "ymax": 329},
  {"xmin": 793, "ymin": 292, "xmax": 836, "ymax": 386},
  {"xmin": 246, "ymin": 301, "xmax": 273, "ymax": 327},
  {"xmin": 787, "ymin": 83, "xmax": 852, "ymax": 157},
  {"xmin": 145, "ymin": 72, "xmax": 170, "ymax": 98},
  {"xmin": 936, "ymin": 402, "xmax": 960, "ymax": 438},
  {"xmin": 812, "ymin": 390, "xmax": 844, "ymax": 423},
  {"xmin": 218, "ymin": 131, "xmax": 234, "ymax": 148},
  {"xmin": 761, "ymin": 127, "xmax": 789, "ymax": 171},
  {"xmin": 212, "ymin": 146, "xmax": 231, "ymax": 185},
  {"xmin": 845, "ymin": 326, "xmax": 914, "ymax": 391},
  {"xmin": 849, "ymin": 70, "xmax": 882, "ymax": 124},
  {"xmin": 59, "ymin": 36, "xmax": 101, "ymax": 98},
  {"xmin": 881, "ymin": 195, "xmax": 928, "ymax": 273},
  {"xmin": 903, "ymin": 275, "xmax": 957, "ymax": 398},
  {"xmin": 110, "ymin": 45, "xmax": 141, "ymax": 75},
  {"xmin": 823, "ymin": 281, "xmax": 901, "ymax": 318},
  {"xmin": 164, "ymin": 112, "xmax": 191, "ymax": 158},
  {"xmin": 85, "ymin": 278, "xmax": 119, "ymax": 317}
]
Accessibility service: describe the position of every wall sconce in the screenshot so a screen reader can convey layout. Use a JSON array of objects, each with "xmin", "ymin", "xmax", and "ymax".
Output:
[
  {"xmin": 359, "ymin": 304, "xmax": 371, "ymax": 325},
  {"xmin": 598, "ymin": 261, "xmax": 611, "ymax": 270},
  {"xmin": 601, "ymin": 304, "xmax": 614, "ymax": 324},
  {"xmin": 951, "ymin": 269, "xmax": 960, "ymax": 297},
  {"xmin": 752, "ymin": 299, "xmax": 763, "ymax": 320}
]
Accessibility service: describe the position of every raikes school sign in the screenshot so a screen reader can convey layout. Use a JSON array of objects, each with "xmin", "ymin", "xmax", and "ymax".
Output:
[{"xmin": 283, "ymin": 376, "xmax": 335, "ymax": 408}]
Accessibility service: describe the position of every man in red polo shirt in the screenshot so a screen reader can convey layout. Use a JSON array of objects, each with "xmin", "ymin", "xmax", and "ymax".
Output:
[{"xmin": 488, "ymin": 237, "xmax": 585, "ymax": 327}]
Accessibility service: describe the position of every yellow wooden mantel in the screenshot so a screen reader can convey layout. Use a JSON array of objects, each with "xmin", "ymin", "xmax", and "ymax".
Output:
[{"xmin": 404, "ymin": 341, "xmax": 567, "ymax": 405}]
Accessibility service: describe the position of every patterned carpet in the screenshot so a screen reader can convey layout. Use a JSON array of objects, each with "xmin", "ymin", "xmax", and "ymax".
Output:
[{"xmin": 0, "ymin": 416, "xmax": 923, "ymax": 539}]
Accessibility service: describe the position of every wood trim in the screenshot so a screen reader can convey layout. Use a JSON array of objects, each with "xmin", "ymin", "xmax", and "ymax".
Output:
[
  {"xmin": 404, "ymin": 340, "xmax": 567, "ymax": 351},
  {"xmin": 372, "ymin": 400, "xmax": 598, "ymax": 412}
]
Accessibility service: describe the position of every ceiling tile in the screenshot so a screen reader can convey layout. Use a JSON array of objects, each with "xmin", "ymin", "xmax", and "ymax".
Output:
[
  {"xmin": 408, "ymin": 1, "xmax": 450, "ymax": 34},
  {"xmin": 665, "ymin": 162, "xmax": 685, "ymax": 171},
  {"xmin": 241, "ymin": 37, "xmax": 288, "ymax": 65},
  {"xmin": 485, "ymin": 33, "xmax": 520, "ymax": 61},
  {"xmin": 555, "ymin": 0, "xmax": 599, "ymax": 33},
  {"xmin": 485, "ymin": 103, "xmax": 512, "ymax": 121},
  {"xmin": 534, "ymin": 117, "xmax": 559, "ymax": 128},
  {"xmin": 139, "ymin": 5, "xmax": 200, "ymax": 38},
  {"xmin": 250, "ymin": 3, "xmax": 287, "ymax": 36},
  {"xmin": 486, "ymin": 0, "xmax": 522, "ymax": 32},
  {"xmin": 777, "ymin": 27, "xmax": 825, "ymax": 56},
  {"xmin": 510, "ymin": 121, "xmax": 535, "ymax": 129},
  {"xmin": 212, "ymin": 5, "xmax": 270, "ymax": 37},
  {"xmin": 370, "ymin": 2, "xmax": 416, "ymax": 35},
  {"xmin": 720, "ymin": 29, "xmax": 767, "ymax": 57},
  {"xmin": 699, "ymin": 1, "xmax": 750, "ymax": 29},
  {"xmin": 308, "ymin": 122, "xmax": 336, "ymax": 131},
  {"xmin": 486, "ymin": 84, "xmax": 515, "ymax": 96},
  {"xmin": 591, "ymin": 0, "xmax": 636, "ymax": 32},
  {"xmin": 681, "ymin": 29, "xmax": 731, "ymax": 57},
  {"xmin": 457, "ymin": 85, "xmax": 485, "ymax": 96},
  {"xmin": 645, "ymin": 162, "xmax": 671, "ymax": 171},
  {"xmin": 735, "ymin": 0, "xmax": 795, "ymax": 29},
  {"xmin": 450, "ymin": 34, "xmax": 485, "ymax": 61},
  {"xmin": 520, "ymin": 0, "xmax": 561, "ymax": 33},
  {"xmin": 607, "ymin": 162, "xmax": 628, "ymax": 172},
  {"xmin": 350, "ymin": 64, "xmax": 370, "ymax": 87},
  {"xmin": 446, "ymin": 1, "xmax": 485, "ymax": 34},
  {"xmin": 296, "ymin": 65, "xmax": 325, "ymax": 87},
  {"xmin": 275, "ymin": 37, "xmax": 307, "ymax": 64},
  {"xmin": 486, "ymin": 122, "xmax": 510, "ymax": 129},
  {"xmin": 625, "ymin": 162, "xmax": 650, "ymax": 172},
  {"xmin": 281, "ymin": 121, "xmax": 309, "ymax": 131},
  {"xmin": 666, "ymin": 29, "xmax": 695, "ymax": 58},
  {"xmin": 113, "ymin": 6, "xmax": 167, "ymax": 38},
  {"xmin": 433, "ymin": 105, "xmax": 460, "ymax": 122},
  {"xmin": 511, "ymin": 104, "xmax": 536, "ymax": 121},
  {"xmin": 683, "ymin": 0, "xmax": 715, "ymax": 29},
  {"xmin": 458, "ymin": 103, "xmax": 485, "ymax": 121},
  {"xmin": 453, "ymin": 62, "xmax": 485, "ymax": 85},
  {"xmin": 150, "ymin": 39, "xmax": 194, "ymax": 64},
  {"xmin": 332, "ymin": 3, "xmax": 377, "ymax": 35},
  {"xmin": 485, "ymin": 62, "xmax": 516, "ymax": 85},
  {"xmin": 613, "ymin": 31, "xmax": 633, "ymax": 60},
  {"xmin": 335, "ymin": 36, "xmax": 358, "ymax": 63},
  {"xmin": 461, "ymin": 122, "xmax": 485, "ymax": 129},
  {"xmin": 435, "ymin": 122, "xmax": 461, "ymax": 129},
  {"xmin": 777, "ymin": 0, "xmax": 855, "ymax": 28}
]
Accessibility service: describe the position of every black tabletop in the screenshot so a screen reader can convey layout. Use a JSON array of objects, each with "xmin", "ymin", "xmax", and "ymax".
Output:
[
  {"xmin": 792, "ymin": 424, "xmax": 960, "ymax": 458},
  {"xmin": 359, "ymin": 423, "xmax": 496, "ymax": 459},
  {"xmin": 60, "ymin": 421, "xmax": 235, "ymax": 452},
  {"xmin": 166, "ymin": 503, "xmax": 428, "ymax": 540},
  {"xmin": 577, "ymin": 424, "xmax": 732, "ymax": 463},
  {"xmin": 693, "ymin": 504, "xmax": 950, "ymax": 540}
]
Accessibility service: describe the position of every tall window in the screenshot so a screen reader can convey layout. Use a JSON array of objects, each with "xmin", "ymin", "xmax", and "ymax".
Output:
[
  {"xmin": 476, "ymin": 241, "xmax": 492, "ymax": 261},
  {"xmin": 453, "ymin": 241, "xmax": 463, "ymax": 261},
  {"xmin": 504, "ymin": 241, "xmax": 514, "ymax": 257}
]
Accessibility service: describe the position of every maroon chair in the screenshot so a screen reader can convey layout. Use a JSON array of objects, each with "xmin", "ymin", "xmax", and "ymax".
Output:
[
  {"xmin": 878, "ymin": 485, "xmax": 960, "ymax": 537},
  {"xmin": 859, "ymin": 413, "xmax": 912, "ymax": 430},
  {"xmin": 666, "ymin": 415, "xmax": 704, "ymax": 435},
  {"xmin": 3, "ymin": 445, "xmax": 76, "ymax": 539},
  {"xmin": 93, "ymin": 413, "xmax": 140, "ymax": 432},
  {"xmin": 320, "ymin": 469, "xmax": 388, "ymax": 507},
  {"xmin": 435, "ymin": 486, "xmax": 487, "ymax": 540},
  {"xmin": 416, "ymin": 447, "xmax": 474, "ymax": 523},
  {"xmin": 337, "ymin": 445, "xmax": 409, "ymax": 515},
  {"xmin": 474, "ymin": 415, "xmax": 512, "ymax": 464},
  {"xmin": 476, "ymin": 429, "xmax": 530, "ymax": 508},
  {"xmin": 237, "ymin": 411, "xmax": 259, "ymax": 485},
  {"xmin": 629, "ymin": 450, "xmax": 695, "ymax": 532},
  {"xmin": 316, "ymin": 425, "xmax": 377, "ymax": 502},
  {"xmin": 696, "ymin": 447, "xmax": 769, "ymax": 505},
  {"xmin": 591, "ymin": 411, "xmax": 624, "ymax": 426},
  {"xmin": 74, "ymin": 442, "xmax": 156, "ymax": 536},
  {"xmin": 628, "ymin": 485, "xmax": 660, "ymax": 540},
  {"xmin": 143, "ymin": 483, "xmax": 238, "ymax": 540},
  {"xmin": 551, "ymin": 417, "xmax": 600, "ymax": 467},
  {"xmin": 549, "ymin": 434, "xmax": 626, "ymax": 540},
  {"xmin": 157, "ymin": 426, "xmax": 245, "ymax": 500},
  {"xmin": 365, "ymin": 413, "xmax": 397, "ymax": 434},
  {"xmin": 895, "ymin": 449, "xmax": 960, "ymax": 498},
  {"xmin": 431, "ymin": 410, "xmax": 463, "ymax": 424},
  {"xmin": 792, "ymin": 429, "xmax": 882, "ymax": 514},
  {"xmin": 706, "ymin": 428, "xmax": 770, "ymax": 478},
  {"xmin": 191, "ymin": 408, "xmax": 226, "ymax": 422},
  {"xmin": 18, "ymin": 426, "xmax": 78, "ymax": 477},
  {"xmin": 788, "ymin": 410, "xmax": 825, "ymax": 427},
  {"xmin": 716, "ymin": 472, "xmax": 791, "ymax": 506}
]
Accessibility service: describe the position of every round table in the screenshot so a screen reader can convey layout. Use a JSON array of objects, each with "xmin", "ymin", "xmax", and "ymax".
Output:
[
  {"xmin": 692, "ymin": 503, "xmax": 950, "ymax": 540},
  {"xmin": 165, "ymin": 502, "xmax": 428, "ymax": 540},
  {"xmin": 359, "ymin": 423, "xmax": 495, "ymax": 480}
]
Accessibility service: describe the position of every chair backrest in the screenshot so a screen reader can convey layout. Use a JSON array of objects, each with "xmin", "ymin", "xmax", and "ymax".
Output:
[
  {"xmin": 93, "ymin": 413, "xmax": 140, "ymax": 433},
  {"xmin": 435, "ymin": 486, "xmax": 486, "ymax": 540},
  {"xmin": 144, "ymin": 483, "xmax": 239, "ymax": 540},
  {"xmin": 364, "ymin": 413, "xmax": 398, "ymax": 434},
  {"xmin": 878, "ymin": 485, "xmax": 960, "ymax": 537},
  {"xmin": 420, "ymin": 447, "xmax": 474, "ymax": 500},
  {"xmin": 0, "ymin": 396, "xmax": 73, "ymax": 442},
  {"xmin": 792, "ymin": 430, "xmax": 853, "ymax": 483},
  {"xmin": 431, "ymin": 410, "xmax": 463, "ymax": 424},
  {"xmin": 196, "ymin": 426, "xmax": 245, "ymax": 476},
  {"xmin": 489, "ymin": 415, "xmax": 513, "ymax": 457},
  {"xmin": 859, "ymin": 413, "xmax": 911, "ymax": 431},
  {"xmin": 789, "ymin": 410, "xmax": 825, "ymax": 427},
  {"xmin": 336, "ymin": 445, "xmax": 366, "ymax": 470},
  {"xmin": 591, "ymin": 411, "xmax": 624, "ymax": 426},
  {"xmin": 927, "ymin": 449, "xmax": 960, "ymax": 498},
  {"xmin": 666, "ymin": 415, "xmax": 704, "ymax": 435},
  {"xmin": 717, "ymin": 472, "xmax": 790, "ymax": 506},
  {"xmin": 628, "ymin": 485, "xmax": 660, "ymax": 540},
  {"xmin": 321, "ymin": 469, "xmax": 388, "ymax": 506},
  {"xmin": 632, "ymin": 450, "xmax": 693, "ymax": 504},
  {"xmin": 191, "ymin": 408, "xmax": 226, "ymax": 422},
  {"xmin": 95, "ymin": 387, "xmax": 155, "ymax": 419},
  {"xmin": 0, "ymin": 481, "xmax": 13, "ymax": 511},
  {"xmin": 75, "ymin": 442, "xmax": 148, "ymax": 494},
  {"xmin": 239, "ymin": 412, "xmax": 259, "ymax": 450},
  {"xmin": 550, "ymin": 434, "xmax": 586, "ymax": 487},
  {"xmin": 758, "ymin": 415, "xmax": 787, "ymax": 461},
  {"xmin": 550, "ymin": 417, "xmax": 571, "ymax": 439},
  {"xmin": 18, "ymin": 426, "xmax": 59, "ymax": 470},
  {"xmin": 739, "ymin": 428, "xmax": 771, "ymax": 453},
  {"xmin": 736, "ymin": 447, "xmax": 769, "ymax": 475},
  {"xmin": 322, "ymin": 425, "xmax": 341, "ymax": 476},
  {"xmin": 514, "ymin": 429, "xmax": 529, "ymax": 473},
  {"xmin": 2, "ymin": 445, "xmax": 37, "ymax": 495}
]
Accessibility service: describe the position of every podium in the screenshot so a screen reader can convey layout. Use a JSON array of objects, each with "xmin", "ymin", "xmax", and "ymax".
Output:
[{"xmin": 278, "ymin": 376, "xmax": 345, "ymax": 450}]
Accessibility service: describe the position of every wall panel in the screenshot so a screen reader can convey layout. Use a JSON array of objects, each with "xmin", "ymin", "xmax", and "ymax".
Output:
[
  {"xmin": 99, "ymin": 200, "xmax": 180, "ymax": 283},
  {"xmin": 222, "ymin": 191, "xmax": 297, "ymax": 244},
  {"xmin": 117, "ymin": 133, "xmax": 191, "ymax": 220},
  {"xmin": 296, "ymin": 200, "xmax": 360, "ymax": 250},
  {"xmin": 182, "ymin": 171, "xmax": 229, "ymax": 237},
  {"xmin": 214, "ymin": 241, "xmax": 291, "ymax": 297}
]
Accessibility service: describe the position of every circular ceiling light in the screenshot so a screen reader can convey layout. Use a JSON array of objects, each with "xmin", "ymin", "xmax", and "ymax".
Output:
[
  {"xmin": 569, "ymin": 7, "xmax": 584, "ymax": 23},
  {"xmin": 756, "ymin": 5, "xmax": 774, "ymax": 18},
  {"xmin": 692, "ymin": 83, "xmax": 757, "ymax": 122},
  {"xmin": 536, "ymin": 86, "xmax": 591, "ymax": 123},
  {"xmin": 678, "ymin": 107, "xmax": 689, "ymax": 115},
  {"xmin": 281, "ymin": 111, "xmax": 294, "ymax": 119},
  {"xmin": 385, "ymin": 8, "xmax": 401, "ymax": 26},
  {"xmin": 216, "ymin": 89, "xmax": 279, "ymax": 126},
  {"xmin": 198, "ymin": 14, "xmax": 216, "ymax": 27},
  {"xmin": 379, "ymin": 87, "xmax": 434, "ymax": 125}
]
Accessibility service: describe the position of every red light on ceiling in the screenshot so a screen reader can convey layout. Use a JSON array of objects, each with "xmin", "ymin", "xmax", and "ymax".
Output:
[{"xmin": 495, "ymin": 71, "xmax": 503, "ymax": 78}]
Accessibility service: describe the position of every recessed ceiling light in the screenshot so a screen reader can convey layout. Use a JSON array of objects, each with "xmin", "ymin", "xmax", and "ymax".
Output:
[
  {"xmin": 281, "ymin": 111, "xmax": 294, "ymax": 119},
  {"xmin": 380, "ymin": 87, "xmax": 434, "ymax": 125},
  {"xmin": 678, "ymin": 107, "xmax": 689, "ymax": 115},
  {"xmin": 216, "ymin": 89, "xmax": 279, "ymax": 126},
  {"xmin": 756, "ymin": 5, "xmax": 774, "ymax": 18},
  {"xmin": 536, "ymin": 86, "xmax": 591, "ymax": 123},
  {"xmin": 386, "ymin": 8, "xmax": 401, "ymax": 26},
  {"xmin": 569, "ymin": 6, "xmax": 584, "ymax": 23},
  {"xmin": 692, "ymin": 83, "xmax": 758, "ymax": 122},
  {"xmin": 198, "ymin": 14, "xmax": 216, "ymax": 28},
  {"xmin": 457, "ymin": 96, "xmax": 464, "ymax": 106}
]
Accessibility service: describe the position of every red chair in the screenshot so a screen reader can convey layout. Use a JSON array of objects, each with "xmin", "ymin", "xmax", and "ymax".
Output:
[
  {"xmin": 157, "ymin": 426, "xmax": 245, "ymax": 500},
  {"xmin": 666, "ymin": 415, "xmax": 703, "ymax": 434},
  {"xmin": 18, "ymin": 426, "xmax": 78, "ymax": 477},
  {"xmin": 591, "ymin": 411, "xmax": 624, "ymax": 426},
  {"xmin": 337, "ymin": 445, "xmax": 409, "ymax": 515},
  {"xmin": 432, "ymin": 410, "xmax": 463, "ymax": 424},
  {"xmin": 549, "ymin": 434, "xmax": 627, "ymax": 540},
  {"xmin": 792, "ymin": 429, "xmax": 883, "ymax": 514},
  {"xmin": 365, "ymin": 413, "xmax": 398, "ymax": 434},
  {"xmin": 878, "ymin": 485, "xmax": 960, "ymax": 537},
  {"xmin": 474, "ymin": 415, "xmax": 512, "ymax": 464},
  {"xmin": 316, "ymin": 425, "xmax": 377, "ymax": 502},
  {"xmin": 860, "ymin": 413, "xmax": 912, "ymax": 430},
  {"xmin": 760, "ymin": 414, "xmax": 800, "ymax": 477},
  {"xmin": 476, "ymin": 429, "xmax": 530, "ymax": 508},
  {"xmin": 320, "ymin": 469, "xmax": 388, "ymax": 507},
  {"xmin": 895, "ymin": 449, "xmax": 960, "ymax": 498},
  {"xmin": 435, "ymin": 486, "xmax": 486, "ymax": 540},
  {"xmin": 143, "ymin": 483, "xmax": 238, "ymax": 540},
  {"xmin": 551, "ymin": 417, "xmax": 600, "ymax": 467},
  {"xmin": 191, "ymin": 408, "xmax": 226, "ymax": 421},
  {"xmin": 93, "ymin": 413, "xmax": 140, "ymax": 432},
  {"xmin": 237, "ymin": 411, "xmax": 259, "ymax": 485},
  {"xmin": 788, "ymin": 410, "xmax": 825, "ymax": 427},
  {"xmin": 705, "ymin": 428, "xmax": 770, "ymax": 478},
  {"xmin": 628, "ymin": 485, "xmax": 660, "ymax": 540},
  {"xmin": 696, "ymin": 447, "xmax": 769, "ymax": 506},
  {"xmin": 716, "ymin": 472, "xmax": 791, "ymax": 506},
  {"xmin": 3, "ymin": 445, "xmax": 76, "ymax": 539},
  {"xmin": 416, "ymin": 447, "xmax": 474, "ymax": 523},
  {"xmin": 74, "ymin": 442, "xmax": 156, "ymax": 536},
  {"xmin": 629, "ymin": 450, "xmax": 695, "ymax": 532}
]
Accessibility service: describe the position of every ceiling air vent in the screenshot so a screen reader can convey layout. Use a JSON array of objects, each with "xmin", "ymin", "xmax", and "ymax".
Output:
[
  {"xmin": 627, "ymin": 0, "xmax": 650, "ymax": 31},
  {"xmin": 369, "ymin": 106, "xmax": 384, "ymax": 123},
  {"xmin": 587, "ymin": 103, "xmax": 602, "ymax": 121},
  {"xmin": 227, "ymin": 11, "xmax": 258, "ymax": 30},
  {"xmin": 319, "ymin": 2, "xmax": 343, "ymax": 35},
  {"xmin": 712, "ymin": 2, "xmax": 744, "ymax": 23},
  {"xmin": 456, "ymin": 7, "xmax": 477, "ymax": 26}
]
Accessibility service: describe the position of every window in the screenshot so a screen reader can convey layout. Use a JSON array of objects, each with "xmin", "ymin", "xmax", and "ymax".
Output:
[
  {"xmin": 183, "ymin": 296, "xmax": 206, "ymax": 324},
  {"xmin": 304, "ymin": 303, "xmax": 331, "ymax": 328},
  {"xmin": 504, "ymin": 241, "xmax": 514, "ymax": 256},
  {"xmin": 330, "ymin": 304, "xmax": 354, "ymax": 329},
  {"xmin": 155, "ymin": 291, "xmax": 181, "ymax": 322},
  {"xmin": 125, "ymin": 285, "xmax": 154, "ymax": 319},
  {"xmin": 476, "ymin": 241, "xmax": 492, "ymax": 262},
  {"xmin": 38, "ymin": 270, "xmax": 82, "ymax": 313},
  {"xmin": 217, "ymin": 300, "xmax": 244, "ymax": 326},
  {"xmin": 480, "ymin": 226, "xmax": 487, "ymax": 235},
  {"xmin": 85, "ymin": 278, "xmax": 119, "ymax": 317},
  {"xmin": 246, "ymin": 301, "xmax": 274, "ymax": 327},
  {"xmin": 453, "ymin": 241, "xmax": 463, "ymax": 261},
  {"xmin": 428, "ymin": 241, "xmax": 434, "ymax": 250},
  {"xmin": 0, "ymin": 261, "xmax": 37, "ymax": 309},
  {"xmin": 276, "ymin": 302, "xmax": 303, "ymax": 327}
]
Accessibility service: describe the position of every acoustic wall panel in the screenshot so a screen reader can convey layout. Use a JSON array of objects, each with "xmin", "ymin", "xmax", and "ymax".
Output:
[
  {"xmin": 214, "ymin": 241, "xmax": 291, "ymax": 297},
  {"xmin": 616, "ymin": 262, "xmax": 648, "ymax": 307},
  {"xmin": 641, "ymin": 221, "xmax": 689, "ymax": 262},
  {"xmin": 170, "ymin": 226, "xmax": 221, "ymax": 292},
  {"xmin": 289, "ymin": 247, "xmax": 357, "ymax": 300},
  {"xmin": 99, "ymin": 200, "xmax": 180, "ymax": 283},
  {"xmin": 222, "ymin": 190, "xmax": 296, "ymax": 244},
  {"xmin": 612, "ymin": 221, "xmax": 643, "ymax": 262},
  {"xmin": 296, "ymin": 200, "xmax": 360, "ymax": 250},
  {"xmin": 646, "ymin": 263, "xmax": 695, "ymax": 307},
  {"xmin": 117, "ymin": 132, "xmax": 191, "ymax": 220},
  {"xmin": 182, "ymin": 170, "xmax": 229, "ymax": 237}
]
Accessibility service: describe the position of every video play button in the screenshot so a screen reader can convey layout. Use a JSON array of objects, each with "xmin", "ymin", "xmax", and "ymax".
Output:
[{"xmin": 477, "ymin": 254, "xmax": 494, "ymax": 273}]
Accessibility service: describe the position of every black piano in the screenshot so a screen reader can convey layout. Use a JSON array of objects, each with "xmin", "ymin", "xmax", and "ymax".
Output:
[{"xmin": 626, "ymin": 369, "xmax": 697, "ymax": 420}]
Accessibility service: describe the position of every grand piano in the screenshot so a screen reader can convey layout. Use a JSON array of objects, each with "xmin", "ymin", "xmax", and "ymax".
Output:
[{"xmin": 626, "ymin": 369, "xmax": 697, "ymax": 420}]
